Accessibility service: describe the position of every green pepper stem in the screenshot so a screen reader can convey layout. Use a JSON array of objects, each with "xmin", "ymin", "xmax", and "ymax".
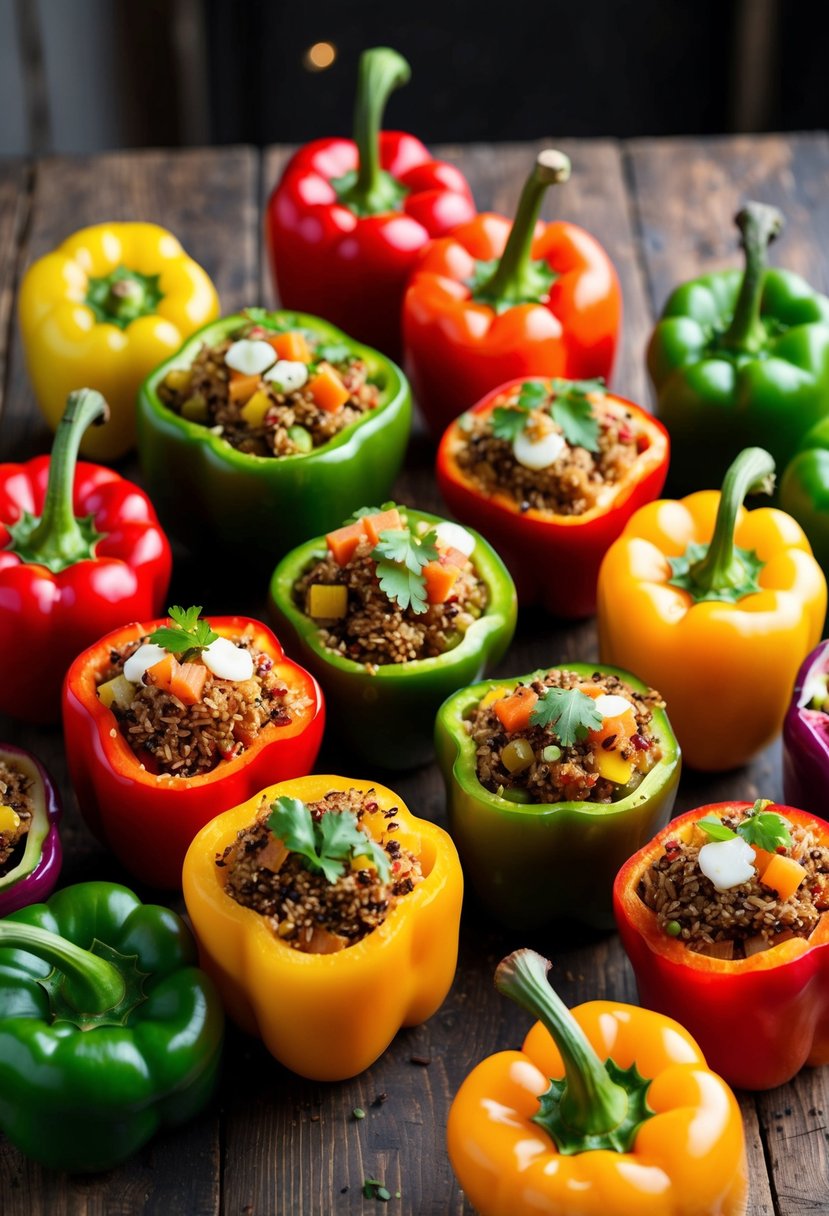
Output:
[
  {"xmin": 689, "ymin": 447, "xmax": 776, "ymax": 594},
  {"xmin": 495, "ymin": 949, "xmax": 627, "ymax": 1135},
  {"xmin": 24, "ymin": 389, "xmax": 109, "ymax": 566},
  {"xmin": 0, "ymin": 920, "xmax": 126, "ymax": 1015},
  {"xmin": 719, "ymin": 201, "xmax": 784, "ymax": 353},
  {"xmin": 343, "ymin": 47, "xmax": 410, "ymax": 213},
  {"xmin": 475, "ymin": 150, "xmax": 571, "ymax": 306}
]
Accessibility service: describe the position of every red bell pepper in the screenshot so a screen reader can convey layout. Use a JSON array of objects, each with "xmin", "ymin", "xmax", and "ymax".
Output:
[
  {"xmin": 0, "ymin": 390, "xmax": 171, "ymax": 723},
  {"xmin": 403, "ymin": 150, "xmax": 622, "ymax": 438},
  {"xmin": 436, "ymin": 378, "xmax": 669, "ymax": 616},
  {"xmin": 62, "ymin": 616, "xmax": 325, "ymax": 889},
  {"xmin": 614, "ymin": 802, "xmax": 829, "ymax": 1090},
  {"xmin": 265, "ymin": 46, "xmax": 475, "ymax": 359}
]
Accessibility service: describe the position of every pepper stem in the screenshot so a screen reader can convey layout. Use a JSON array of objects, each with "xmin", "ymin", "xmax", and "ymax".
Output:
[
  {"xmin": 495, "ymin": 949, "xmax": 627, "ymax": 1136},
  {"xmin": 719, "ymin": 202, "xmax": 784, "ymax": 353},
  {"xmin": 0, "ymin": 920, "xmax": 126, "ymax": 1016},
  {"xmin": 687, "ymin": 447, "xmax": 775, "ymax": 596},
  {"xmin": 474, "ymin": 150, "xmax": 571, "ymax": 307},
  {"xmin": 338, "ymin": 47, "xmax": 411, "ymax": 215}
]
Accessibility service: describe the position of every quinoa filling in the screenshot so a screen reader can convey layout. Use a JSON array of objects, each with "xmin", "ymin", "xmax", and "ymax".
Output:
[
  {"xmin": 219, "ymin": 788, "xmax": 423, "ymax": 952},
  {"xmin": 0, "ymin": 760, "xmax": 34, "ymax": 875},
  {"xmin": 467, "ymin": 669, "xmax": 664, "ymax": 804}
]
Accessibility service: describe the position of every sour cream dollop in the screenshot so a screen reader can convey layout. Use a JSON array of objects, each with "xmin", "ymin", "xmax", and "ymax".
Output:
[
  {"xmin": 225, "ymin": 339, "xmax": 277, "ymax": 376},
  {"xmin": 593, "ymin": 693, "xmax": 635, "ymax": 719},
  {"xmin": 698, "ymin": 836, "xmax": 756, "ymax": 891},
  {"xmin": 202, "ymin": 636, "xmax": 254, "ymax": 681},
  {"xmin": 123, "ymin": 644, "xmax": 168, "ymax": 683},
  {"xmin": 264, "ymin": 359, "xmax": 309, "ymax": 393},
  {"xmin": 434, "ymin": 521, "xmax": 476, "ymax": 557}
]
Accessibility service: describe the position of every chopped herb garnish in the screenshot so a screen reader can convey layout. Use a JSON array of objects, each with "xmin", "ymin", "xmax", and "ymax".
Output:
[
  {"xmin": 490, "ymin": 380, "xmax": 547, "ymax": 442},
  {"xmin": 363, "ymin": 1178, "xmax": 392, "ymax": 1202},
  {"xmin": 529, "ymin": 686, "xmax": 603, "ymax": 746},
  {"xmin": 697, "ymin": 801, "xmax": 793, "ymax": 853},
  {"xmin": 343, "ymin": 501, "xmax": 397, "ymax": 525},
  {"xmin": 549, "ymin": 378, "xmax": 604, "ymax": 451},
  {"xmin": 315, "ymin": 342, "xmax": 352, "ymax": 365},
  {"xmin": 242, "ymin": 307, "xmax": 298, "ymax": 333},
  {"xmin": 372, "ymin": 527, "xmax": 438, "ymax": 615},
  {"xmin": 268, "ymin": 796, "xmax": 390, "ymax": 884},
  {"xmin": 148, "ymin": 605, "xmax": 218, "ymax": 662}
]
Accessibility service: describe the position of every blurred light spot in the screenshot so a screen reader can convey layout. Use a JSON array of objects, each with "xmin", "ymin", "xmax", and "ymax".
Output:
[{"xmin": 304, "ymin": 42, "xmax": 336, "ymax": 71}]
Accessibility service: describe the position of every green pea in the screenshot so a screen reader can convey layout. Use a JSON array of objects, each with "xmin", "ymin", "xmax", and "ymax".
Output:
[
  {"xmin": 665, "ymin": 920, "xmax": 682, "ymax": 937},
  {"xmin": 542, "ymin": 744, "xmax": 562, "ymax": 762},
  {"xmin": 288, "ymin": 425, "xmax": 313, "ymax": 453}
]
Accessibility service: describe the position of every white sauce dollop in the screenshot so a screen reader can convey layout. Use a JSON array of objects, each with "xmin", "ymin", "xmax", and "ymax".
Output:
[
  {"xmin": 698, "ymin": 837, "xmax": 756, "ymax": 891},
  {"xmin": 264, "ymin": 360, "xmax": 309, "ymax": 393},
  {"xmin": 123, "ymin": 643, "xmax": 168, "ymax": 683},
  {"xmin": 513, "ymin": 428, "xmax": 566, "ymax": 471},
  {"xmin": 224, "ymin": 339, "xmax": 276, "ymax": 376},
  {"xmin": 594, "ymin": 693, "xmax": 635, "ymax": 719},
  {"xmin": 434, "ymin": 521, "xmax": 476, "ymax": 557},
  {"xmin": 202, "ymin": 636, "xmax": 254, "ymax": 681}
]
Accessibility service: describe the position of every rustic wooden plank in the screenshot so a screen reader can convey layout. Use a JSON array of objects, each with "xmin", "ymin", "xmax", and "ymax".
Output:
[
  {"xmin": 0, "ymin": 158, "xmax": 31, "ymax": 422},
  {"xmin": 755, "ymin": 1069, "xmax": 829, "ymax": 1215}
]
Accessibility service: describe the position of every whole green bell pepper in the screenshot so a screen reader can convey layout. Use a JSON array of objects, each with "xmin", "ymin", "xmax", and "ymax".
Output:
[
  {"xmin": 780, "ymin": 415, "xmax": 829, "ymax": 576},
  {"xmin": 647, "ymin": 201, "xmax": 829, "ymax": 496},
  {"xmin": 0, "ymin": 881, "xmax": 224, "ymax": 1172},
  {"xmin": 137, "ymin": 309, "xmax": 412, "ymax": 569},
  {"xmin": 268, "ymin": 507, "xmax": 516, "ymax": 768},
  {"xmin": 435, "ymin": 665, "xmax": 681, "ymax": 930}
]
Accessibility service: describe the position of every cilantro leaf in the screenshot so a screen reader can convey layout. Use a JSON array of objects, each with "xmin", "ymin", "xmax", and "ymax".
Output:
[
  {"xmin": 315, "ymin": 342, "xmax": 352, "ymax": 365},
  {"xmin": 319, "ymin": 811, "xmax": 390, "ymax": 882},
  {"xmin": 696, "ymin": 814, "xmax": 737, "ymax": 842},
  {"xmin": 491, "ymin": 407, "xmax": 529, "ymax": 442},
  {"xmin": 148, "ymin": 605, "xmax": 218, "ymax": 661},
  {"xmin": 267, "ymin": 796, "xmax": 391, "ymax": 884},
  {"xmin": 268, "ymin": 796, "xmax": 319, "ymax": 869},
  {"xmin": 529, "ymin": 687, "xmax": 603, "ymax": 746},
  {"xmin": 517, "ymin": 381, "xmax": 549, "ymax": 412},
  {"xmin": 372, "ymin": 527, "xmax": 438, "ymax": 614},
  {"xmin": 341, "ymin": 502, "xmax": 397, "ymax": 526},
  {"xmin": 549, "ymin": 379, "xmax": 604, "ymax": 452},
  {"xmin": 736, "ymin": 801, "xmax": 792, "ymax": 852}
]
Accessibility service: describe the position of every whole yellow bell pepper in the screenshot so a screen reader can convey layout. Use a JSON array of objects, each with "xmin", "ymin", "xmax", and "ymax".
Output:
[
  {"xmin": 182, "ymin": 774, "xmax": 463, "ymax": 1081},
  {"xmin": 598, "ymin": 447, "xmax": 826, "ymax": 771},
  {"xmin": 19, "ymin": 222, "xmax": 219, "ymax": 460}
]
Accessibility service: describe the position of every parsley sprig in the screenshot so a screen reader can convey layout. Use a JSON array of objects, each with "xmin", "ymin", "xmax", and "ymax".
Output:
[
  {"xmin": 529, "ymin": 686, "xmax": 603, "ymax": 747},
  {"xmin": 490, "ymin": 378, "xmax": 604, "ymax": 451},
  {"xmin": 267, "ymin": 796, "xmax": 390, "ymax": 883},
  {"xmin": 148, "ymin": 605, "xmax": 218, "ymax": 662},
  {"xmin": 372, "ymin": 527, "xmax": 438, "ymax": 615},
  {"xmin": 697, "ymin": 799, "xmax": 793, "ymax": 853}
]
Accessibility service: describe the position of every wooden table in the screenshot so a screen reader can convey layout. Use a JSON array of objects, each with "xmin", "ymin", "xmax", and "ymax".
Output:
[{"xmin": 1, "ymin": 135, "xmax": 827, "ymax": 1216}]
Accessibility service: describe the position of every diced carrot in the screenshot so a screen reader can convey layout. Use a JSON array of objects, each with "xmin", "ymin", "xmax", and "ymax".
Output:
[
  {"xmin": 229, "ymin": 374, "xmax": 261, "ymax": 404},
  {"xmin": 751, "ymin": 846, "xmax": 776, "ymax": 877},
  {"xmin": 308, "ymin": 365, "xmax": 350, "ymax": 413},
  {"xmin": 173, "ymin": 661, "xmax": 208, "ymax": 706},
  {"xmin": 760, "ymin": 854, "xmax": 807, "ymax": 902},
  {"xmin": 493, "ymin": 687, "xmax": 539, "ymax": 734},
  {"xmin": 144, "ymin": 654, "xmax": 180, "ymax": 691},
  {"xmin": 440, "ymin": 545, "xmax": 470, "ymax": 570},
  {"xmin": 268, "ymin": 331, "xmax": 312, "ymax": 363},
  {"xmin": 361, "ymin": 508, "xmax": 403, "ymax": 544},
  {"xmin": 423, "ymin": 560, "xmax": 460, "ymax": 605},
  {"xmin": 590, "ymin": 709, "xmax": 637, "ymax": 749},
  {"xmin": 325, "ymin": 521, "xmax": 365, "ymax": 566}
]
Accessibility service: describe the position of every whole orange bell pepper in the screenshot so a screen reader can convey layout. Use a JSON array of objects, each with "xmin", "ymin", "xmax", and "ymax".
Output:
[
  {"xmin": 182, "ymin": 774, "xmax": 463, "ymax": 1080},
  {"xmin": 448, "ymin": 949, "xmax": 747, "ymax": 1216},
  {"xmin": 598, "ymin": 447, "xmax": 826, "ymax": 770}
]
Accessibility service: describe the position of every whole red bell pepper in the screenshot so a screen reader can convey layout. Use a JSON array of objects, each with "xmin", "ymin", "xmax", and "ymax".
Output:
[
  {"xmin": 265, "ymin": 46, "xmax": 475, "ymax": 359},
  {"xmin": 403, "ymin": 150, "xmax": 622, "ymax": 438},
  {"xmin": 614, "ymin": 802, "xmax": 829, "ymax": 1090},
  {"xmin": 63, "ymin": 616, "xmax": 325, "ymax": 889},
  {"xmin": 0, "ymin": 389, "xmax": 171, "ymax": 723}
]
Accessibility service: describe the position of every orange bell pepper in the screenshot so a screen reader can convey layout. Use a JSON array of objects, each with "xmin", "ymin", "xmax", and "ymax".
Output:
[
  {"xmin": 598, "ymin": 447, "xmax": 826, "ymax": 770},
  {"xmin": 182, "ymin": 774, "xmax": 463, "ymax": 1081},
  {"xmin": 448, "ymin": 949, "xmax": 747, "ymax": 1216}
]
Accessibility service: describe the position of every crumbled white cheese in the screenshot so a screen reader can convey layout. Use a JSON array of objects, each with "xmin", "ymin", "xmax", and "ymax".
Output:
[
  {"xmin": 123, "ymin": 643, "xmax": 168, "ymax": 683},
  {"xmin": 264, "ymin": 360, "xmax": 309, "ymax": 393},
  {"xmin": 513, "ymin": 428, "xmax": 566, "ymax": 470},
  {"xmin": 434, "ymin": 521, "xmax": 475, "ymax": 556},
  {"xmin": 224, "ymin": 339, "xmax": 276, "ymax": 376},
  {"xmin": 202, "ymin": 636, "xmax": 254, "ymax": 681},
  {"xmin": 698, "ymin": 837, "xmax": 756, "ymax": 891}
]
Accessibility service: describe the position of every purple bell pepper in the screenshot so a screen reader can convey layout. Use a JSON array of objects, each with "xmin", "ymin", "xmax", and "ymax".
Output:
[
  {"xmin": 0, "ymin": 742, "xmax": 62, "ymax": 915},
  {"xmin": 783, "ymin": 639, "xmax": 829, "ymax": 816}
]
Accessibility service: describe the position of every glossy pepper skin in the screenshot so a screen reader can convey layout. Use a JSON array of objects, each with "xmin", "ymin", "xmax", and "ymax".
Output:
[
  {"xmin": 183, "ymin": 775, "xmax": 463, "ymax": 1080},
  {"xmin": 648, "ymin": 201, "xmax": 829, "ymax": 496},
  {"xmin": 403, "ymin": 150, "xmax": 622, "ymax": 438},
  {"xmin": 63, "ymin": 616, "xmax": 324, "ymax": 889},
  {"xmin": 783, "ymin": 640, "xmax": 829, "ymax": 816},
  {"xmin": 448, "ymin": 949, "xmax": 747, "ymax": 1216},
  {"xmin": 137, "ymin": 310, "xmax": 412, "ymax": 570},
  {"xmin": 0, "ymin": 743, "xmax": 61, "ymax": 916},
  {"xmin": 0, "ymin": 389, "xmax": 172, "ymax": 722},
  {"xmin": 614, "ymin": 803, "xmax": 829, "ymax": 1091},
  {"xmin": 269, "ymin": 507, "xmax": 516, "ymax": 768},
  {"xmin": 266, "ymin": 47, "xmax": 475, "ymax": 359},
  {"xmin": 0, "ymin": 881, "xmax": 224, "ymax": 1171},
  {"xmin": 780, "ymin": 415, "xmax": 829, "ymax": 577},
  {"xmin": 598, "ymin": 448, "xmax": 826, "ymax": 771},
  {"xmin": 435, "ymin": 665, "xmax": 680, "ymax": 930},
  {"xmin": 19, "ymin": 221, "xmax": 219, "ymax": 460},
  {"xmin": 436, "ymin": 378, "xmax": 669, "ymax": 616}
]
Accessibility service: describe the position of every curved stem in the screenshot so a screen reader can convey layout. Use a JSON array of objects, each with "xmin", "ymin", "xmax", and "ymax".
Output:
[
  {"xmin": 690, "ymin": 447, "xmax": 776, "ymax": 593},
  {"xmin": 0, "ymin": 920, "xmax": 126, "ymax": 1015},
  {"xmin": 719, "ymin": 202, "xmax": 783, "ymax": 353},
  {"xmin": 343, "ymin": 47, "xmax": 410, "ymax": 212}
]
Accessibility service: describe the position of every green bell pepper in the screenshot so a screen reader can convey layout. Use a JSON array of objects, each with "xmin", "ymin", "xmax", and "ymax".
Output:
[
  {"xmin": 780, "ymin": 414, "xmax": 829, "ymax": 576},
  {"xmin": 137, "ymin": 309, "xmax": 412, "ymax": 569},
  {"xmin": 0, "ymin": 881, "xmax": 224, "ymax": 1172},
  {"xmin": 435, "ymin": 665, "xmax": 681, "ymax": 930},
  {"xmin": 647, "ymin": 201, "xmax": 829, "ymax": 496},
  {"xmin": 268, "ymin": 507, "xmax": 517, "ymax": 768}
]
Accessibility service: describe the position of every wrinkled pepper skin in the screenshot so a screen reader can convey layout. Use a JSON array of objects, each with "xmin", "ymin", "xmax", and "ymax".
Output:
[
  {"xmin": 0, "ymin": 882, "xmax": 224, "ymax": 1171},
  {"xmin": 614, "ymin": 803, "xmax": 829, "ymax": 1090},
  {"xmin": 435, "ymin": 665, "xmax": 680, "ymax": 929},
  {"xmin": 19, "ymin": 222, "xmax": 219, "ymax": 460},
  {"xmin": 183, "ymin": 775, "xmax": 463, "ymax": 1080},
  {"xmin": 0, "ymin": 743, "xmax": 61, "ymax": 917},
  {"xmin": 436, "ymin": 379, "xmax": 669, "ymax": 616},
  {"xmin": 268, "ymin": 508, "xmax": 516, "ymax": 768},
  {"xmin": 783, "ymin": 640, "xmax": 829, "ymax": 816},
  {"xmin": 63, "ymin": 616, "xmax": 324, "ymax": 889},
  {"xmin": 137, "ymin": 311, "xmax": 412, "ymax": 570},
  {"xmin": 780, "ymin": 416, "xmax": 829, "ymax": 577}
]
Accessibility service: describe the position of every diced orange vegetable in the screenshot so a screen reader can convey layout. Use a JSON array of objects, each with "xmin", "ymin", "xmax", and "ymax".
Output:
[
  {"xmin": 751, "ymin": 846, "xmax": 776, "ymax": 877},
  {"xmin": 590, "ymin": 709, "xmax": 637, "ymax": 749},
  {"xmin": 361, "ymin": 508, "xmax": 403, "ymax": 544},
  {"xmin": 268, "ymin": 330, "xmax": 312, "ymax": 363},
  {"xmin": 144, "ymin": 653, "xmax": 179, "ymax": 691},
  {"xmin": 423, "ymin": 560, "xmax": 460, "ymax": 605},
  {"xmin": 229, "ymin": 374, "xmax": 261, "ymax": 404},
  {"xmin": 493, "ymin": 686, "xmax": 538, "ymax": 734},
  {"xmin": 305, "ymin": 925, "xmax": 348, "ymax": 954},
  {"xmin": 760, "ymin": 853, "xmax": 807, "ymax": 902},
  {"xmin": 440, "ymin": 545, "xmax": 470, "ymax": 570},
  {"xmin": 175, "ymin": 661, "xmax": 208, "ymax": 706},
  {"xmin": 308, "ymin": 365, "xmax": 350, "ymax": 413},
  {"xmin": 325, "ymin": 521, "xmax": 365, "ymax": 567}
]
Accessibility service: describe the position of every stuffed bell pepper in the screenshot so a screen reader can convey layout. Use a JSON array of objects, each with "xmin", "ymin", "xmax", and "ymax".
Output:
[
  {"xmin": 0, "ymin": 743, "xmax": 61, "ymax": 917},
  {"xmin": 269, "ymin": 505, "xmax": 516, "ymax": 768},
  {"xmin": 437, "ymin": 376, "xmax": 669, "ymax": 616},
  {"xmin": 266, "ymin": 47, "xmax": 475, "ymax": 358},
  {"xmin": 0, "ymin": 881, "xmax": 223, "ymax": 1171},
  {"xmin": 183, "ymin": 775, "xmax": 463, "ymax": 1080},
  {"xmin": 780, "ymin": 415, "xmax": 829, "ymax": 577},
  {"xmin": 783, "ymin": 639, "xmax": 829, "ymax": 815},
  {"xmin": 403, "ymin": 149, "xmax": 622, "ymax": 437},
  {"xmin": 0, "ymin": 388, "xmax": 172, "ymax": 722},
  {"xmin": 597, "ymin": 447, "xmax": 826, "ymax": 770},
  {"xmin": 435, "ymin": 664, "xmax": 680, "ymax": 929},
  {"xmin": 448, "ymin": 949, "xmax": 747, "ymax": 1216},
  {"xmin": 614, "ymin": 800, "xmax": 829, "ymax": 1090},
  {"xmin": 63, "ymin": 607, "xmax": 324, "ymax": 888},
  {"xmin": 137, "ymin": 308, "xmax": 411, "ymax": 570}
]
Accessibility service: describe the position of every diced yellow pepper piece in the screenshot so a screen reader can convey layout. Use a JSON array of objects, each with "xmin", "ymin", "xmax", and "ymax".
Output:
[
  {"xmin": 479, "ymin": 687, "xmax": 506, "ymax": 710},
  {"xmin": 595, "ymin": 748, "xmax": 634, "ymax": 785},
  {"xmin": 98, "ymin": 674, "xmax": 137, "ymax": 711},
  {"xmin": 350, "ymin": 854, "xmax": 375, "ymax": 872},
  {"xmin": 0, "ymin": 806, "xmax": 21, "ymax": 833},
  {"xmin": 164, "ymin": 368, "xmax": 192, "ymax": 393},
  {"xmin": 240, "ymin": 389, "xmax": 273, "ymax": 427},
  {"xmin": 307, "ymin": 584, "xmax": 348, "ymax": 619}
]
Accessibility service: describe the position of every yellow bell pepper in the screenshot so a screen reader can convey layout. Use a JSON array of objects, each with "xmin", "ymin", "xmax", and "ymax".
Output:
[
  {"xmin": 182, "ymin": 774, "xmax": 463, "ymax": 1080},
  {"xmin": 19, "ymin": 222, "xmax": 219, "ymax": 460}
]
